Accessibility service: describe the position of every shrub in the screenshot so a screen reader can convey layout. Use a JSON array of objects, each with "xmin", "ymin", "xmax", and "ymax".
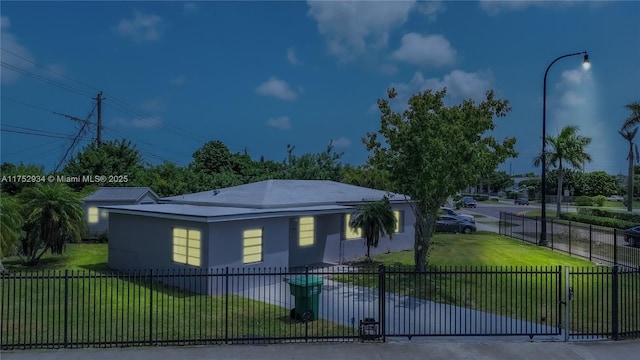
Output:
[
  {"xmin": 577, "ymin": 207, "xmax": 640, "ymax": 223},
  {"xmin": 574, "ymin": 196, "xmax": 594, "ymax": 206},
  {"xmin": 592, "ymin": 195, "xmax": 606, "ymax": 207},
  {"xmin": 559, "ymin": 213, "xmax": 637, "ymax": 229}
]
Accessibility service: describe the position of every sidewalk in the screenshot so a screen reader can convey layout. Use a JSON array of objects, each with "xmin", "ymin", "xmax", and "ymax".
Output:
[{"xmin": 2, "ymin": 339, "xmax": 640, "ymax": 360}]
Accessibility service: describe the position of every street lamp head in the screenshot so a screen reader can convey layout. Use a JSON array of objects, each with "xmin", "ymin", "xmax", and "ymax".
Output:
[{"xmin": 582, "ymin": 53, "xmax": 591, "ymax": 70}]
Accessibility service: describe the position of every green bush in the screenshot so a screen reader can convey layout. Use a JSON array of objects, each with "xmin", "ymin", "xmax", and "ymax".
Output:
[
  {"xmin": 559, "ymin": 212, "xmax": 637, "ymax": 229},
  {"xmin": 574, "ymin": 196, "xmax": 594, "ymax": 206},
  {"xmin": 592, "ymin": 195, "xmax": 606, "ymax": 207},
  {"xmin": 577, "ymin": 207, "xmax": 640, "ymax": 223}
]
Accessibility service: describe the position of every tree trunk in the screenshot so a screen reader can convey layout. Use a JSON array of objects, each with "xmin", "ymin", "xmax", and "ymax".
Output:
[
  {"xmin": 414, "ymin": 212, "xmax": 436, "ymax": 272},
  {"xmin": 628, "ymin": 145, "xmax": 634, "ymax": 212},
  {"xmin": 556, "ymin": 165, "xmax": 563, "ymax": 217}
]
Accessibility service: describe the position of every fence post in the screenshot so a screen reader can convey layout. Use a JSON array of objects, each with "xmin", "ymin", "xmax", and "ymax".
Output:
[
  {"xmin": 378, "ymin": 264, "xmax": 386, "ymax": 342},
  {"xmin": 225, "ymin": 267, "xmax": 229, "ymax": 343},
  {"xmin": 149, "ymin": 268, "xmax": 153, "ymax": 346},
  {"xmin": 563, "ymin": 266, "xmax": 570, "ymax": 342},
  {"xmin": 612, "ymin": 266, "xmax": 619, "ymax": 340},
  {"xmin": 64, "ymin": 269, "xmax": 69, "ymax": 348}
]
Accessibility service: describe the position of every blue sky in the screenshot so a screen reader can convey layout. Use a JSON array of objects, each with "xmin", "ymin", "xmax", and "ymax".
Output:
[{"xmin": 1, "ymin": 1, "xmax": 639, "ymax": 176}]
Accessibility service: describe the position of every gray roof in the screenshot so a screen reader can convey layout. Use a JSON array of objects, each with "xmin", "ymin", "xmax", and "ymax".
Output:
[
  {"xmin": 161, "ymin": 180, "xmax": 407, "ymax": 209},
  {"xmin": 84, "ymin": 187, "xmax": 159, "ymax": 203},
  {"xmin": 103, "ymin": 203, "xmax": 355, "ymax": 223}
]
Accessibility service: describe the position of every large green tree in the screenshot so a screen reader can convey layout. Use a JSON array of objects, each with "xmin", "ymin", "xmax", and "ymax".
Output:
[
  {"xmin": 365, "ymin": 88, "xmax": 517, "ymax": 271},
  {"xmin": 0, "ymin": 163, "xmax": 46, "ymax": 195},
  {"xmin": 620, "ymin": 101, "xmax": 640, "ymax": 211},
  {"xmin": 534, "ymin": 125, "xmax": 592, "ymax": 217},
  {"xmin": 348, "ymin": 197, "xmax": 397, "ymax": 263},
  {"xmin": 18, "ymin": 183, "xmax": 84, "ymax": 266},
  {"xmin": 622, "ymin": 101, "xmax": 640, "ymax": 130},
  {"xmin": 0, "ymin": 196, "xmax": 23, "ymax": 268},
  {"xmin": 62, "ymin": 139, "xmax": 144, "ymax": 191}
]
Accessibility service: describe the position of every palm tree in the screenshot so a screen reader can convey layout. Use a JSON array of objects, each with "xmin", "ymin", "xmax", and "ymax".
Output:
[
  {"xmin": 622, "ymin": 101, "xmax": 640, "ymax": 130},
  {"xmin": 534, "ymin": 125, "xmax": 592, "ymax": 216},
  {"xmin": 0, "ymin": 196, "xmax": 24, "ymax": 270},
  {"xmin": 348, "ymin": 196, "xmax": 397, "ymax": 263},
  {"xmin": 18, "ymin": 183, "xmax": 84, "ymax": 266},
  {"xmin": 620, "ymin": 108, "xmax": 640, "ymax": 211}
]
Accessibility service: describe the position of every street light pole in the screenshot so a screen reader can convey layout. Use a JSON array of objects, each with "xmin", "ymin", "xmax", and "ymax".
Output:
[{"xmin": 540, "ymin": 51, "xmax": 589, "ymax": 246}]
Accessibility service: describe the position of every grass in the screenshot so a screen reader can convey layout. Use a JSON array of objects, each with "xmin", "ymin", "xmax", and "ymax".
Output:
[
  {"xmin": 2, "ymin": 244, "xmax": 351, "ymax": 348},
  {"xmin": 336, "ymin": 233, "xmax": 638, "ymax": 336}
]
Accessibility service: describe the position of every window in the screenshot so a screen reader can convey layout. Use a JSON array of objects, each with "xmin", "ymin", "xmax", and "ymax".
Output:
[
  {"xmin": 345, "ymin": 210, "xmax": 403, "ymax": 239},
  {"xmin": 299, "ymin": 216, "xmax": 315, "ymax": 246},
  {"xmin": 344, "ymin": 213, "xmax": 362, "ymax": 240},
  {"xmin": 173, "ymin": 228, "xmax": 201, "ymax": 267},
  {"xmin": 243, "ymin": 229, "xmax": 263, "ymax": 264},
  {"xmin": 88, "ymin": 207, "xmax": 98, "ymax": 223},
  {"xmin": 394, "ymin": 210, "xmax": 404, "ymax": 233}
]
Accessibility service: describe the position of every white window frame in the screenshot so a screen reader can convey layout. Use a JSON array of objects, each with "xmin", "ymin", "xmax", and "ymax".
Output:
[{"xmin": 172, "ymin": 228, "xmax": 201, "ymax": 267}]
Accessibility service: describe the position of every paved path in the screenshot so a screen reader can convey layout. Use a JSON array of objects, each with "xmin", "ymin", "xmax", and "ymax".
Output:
[{"xmin": 3, "ymin": 339, "xmax": 640, "ymax": 360}]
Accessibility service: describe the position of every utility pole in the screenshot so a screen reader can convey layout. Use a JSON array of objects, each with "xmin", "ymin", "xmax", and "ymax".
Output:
[{"xmin": 94, "ymin": 92, "xmax": 104, "ymax": 146}]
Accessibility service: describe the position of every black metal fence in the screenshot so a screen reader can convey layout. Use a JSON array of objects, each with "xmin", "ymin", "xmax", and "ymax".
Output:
[
  {"xmin": 499, "ymin": 211, "xmax": 640, "ymax": 270},
  {"xmin": 2, "ymin": 265, "xmax": 638, "ymax": 349}
]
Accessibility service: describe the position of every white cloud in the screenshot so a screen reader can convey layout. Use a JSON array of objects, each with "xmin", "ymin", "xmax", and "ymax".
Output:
[
  {"xmin": 416, "ymin": 0, "xmax": 446, "ymax": 22},
  {"xmin": 559, "ymin": 91, "xmax": 586, "ymax": 107},
  {"xmin": 0, "ymin": 16, "xmax": 36, "ymax": 84},
  {"xmin": 287, "ymin": 47, "xmax": 303, "ymax": 65},
  {"xmin": 557, "ymin": 68, "xmax": 591, "ymax": 89},
  {"xmin": 111, "ymin": 116, "xmax": 163, "ymax": 129},
  {"xmin": 479, "ymin": 0, "xmax": 590, "ymax": 15},
  {"xmin": 116, "ymin": 11, "xmax": 164, "ymax": 42},
  {"xmin": 183, "ymin": 2, "xmax": 199, "ymax": 14},
  {"xmin": 170, "ymin": 75, "xmax": 186, "ymax": 85},
  {"xmin": 330, "ymin": 137, "xmax": 351, "ymax": 148},
  {"xmin": 256, "ymin": 77, "xmax": 299, "ymax": 100},
  {"xmin": 388, "ymin": 69, "xmax": 494, "ymax": 107},
  {"xmin": 553, "ymin": 66, "xmax": 593, "ymax": 109},
  {"xmin": 266, "ymin": 116, "xmax": 292, "ymax": 130},
  {"xmin": 392, "ymin": 33, "xmax": 457, "ymax": 67},
  {"xmin": 139, "ymin": 98, "xmax": 165, "ymax": 113},
  {"xmin": 377, "ymin": 63, "xmax": 399, "ymax": 75},
  {"xmin": 307, "ymin": 0, "xmax": 415, "ymax": 62}
]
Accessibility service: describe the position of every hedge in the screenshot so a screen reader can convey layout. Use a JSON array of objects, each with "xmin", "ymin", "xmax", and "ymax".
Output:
[
  {"xmin": 576, "ymin": 207, "xmax": 640, "ymax": 223},
  {"xmin": 560, "ymin": 212, "xmax": 638, "ymax": 229}
]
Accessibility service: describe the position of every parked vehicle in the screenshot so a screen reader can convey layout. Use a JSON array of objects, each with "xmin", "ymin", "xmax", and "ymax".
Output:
[
  {"xmin": 606, "ymin": 195, "xmax": 624, "ymax": 202},
  {"xmin": 624, "ymin": 226, "xmax": 640, "ymax": 247},
  {"xmin": 462, "ymin": 196, "xmax": 477, "ymax": 208},
  {"xmin": 435, "ymin": 215, "xmax": 476, "ymax": 234},
  {"xmin": 440, "ymin": 207, "xmax": 475, "ymax": 223},
  {"xmin": 514, "ymin": 197, "xmax": 529, "ymax": 205}
]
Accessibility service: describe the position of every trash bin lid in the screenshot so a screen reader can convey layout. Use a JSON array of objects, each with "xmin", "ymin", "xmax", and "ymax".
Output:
[{"xmin": 288, "ymin": 275, "xmax": 323, "ymax": 287}]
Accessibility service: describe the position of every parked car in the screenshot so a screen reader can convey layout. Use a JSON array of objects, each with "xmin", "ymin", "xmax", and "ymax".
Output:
[
  {"xmin": 624, "ymin": 226, "xmax": 640, "ymax": 247},
  {"xmin": 606, "ymin": 195, "xmax": 624, "ymax": 202},
  {"xmin": 435, "ymin": 215, "xmax": 476, "ymax": 234},
  {"xmin": 462, "ymin": 196, "xmax": 477, "ymax": 208},
  {"xmin": 440, "ymin": 207, "xmax": 475, "ymax": 223},
  {"xmin": 514, "ymin": 197, "xmax": 529, "ymax": 205}
]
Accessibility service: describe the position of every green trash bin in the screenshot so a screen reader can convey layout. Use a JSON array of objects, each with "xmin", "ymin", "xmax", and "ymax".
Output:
[{"xmin": 287, "ymin": 275, "xmax": 323, "ymax": 321}]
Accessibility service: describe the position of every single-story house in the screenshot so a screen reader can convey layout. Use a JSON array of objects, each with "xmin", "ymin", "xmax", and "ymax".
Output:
[
  {"xmin": 105, "ymin": 180, "xmax": 415, "ymax": 292},
  {"xmin": 83, "ymin": 187, "xmax": 159, "ymax": 239}
]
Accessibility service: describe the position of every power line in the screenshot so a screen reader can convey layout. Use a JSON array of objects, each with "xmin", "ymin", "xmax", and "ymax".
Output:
[
  {"xmin": 0, "ymin": 61, "xmax": 94, "ymax": 98},
  {"xmin": 1, "ymin": 47, "xmax": 101, "ymax": 93},
  {"xmin": 1, "ymin": 125, "xmax": 94, "ymax": 141}
]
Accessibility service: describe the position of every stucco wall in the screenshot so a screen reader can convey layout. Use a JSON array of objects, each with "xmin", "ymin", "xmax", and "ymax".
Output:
[
  {"xmin": 327, "ymin": 203, "xmax": 416, "ymax": 264},
  {"xmin": 108, "ymin": 213, "xmax": 209, "ymax": 271}
]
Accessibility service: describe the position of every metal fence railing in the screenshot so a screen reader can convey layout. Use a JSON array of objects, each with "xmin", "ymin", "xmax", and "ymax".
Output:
[
  {"xmin": 2, "ymin": 264, "xmax": 638, "ymax": 349},
  {"xmin": 499, "ymin": 211, "xmax": 640, "ymax": 270}
]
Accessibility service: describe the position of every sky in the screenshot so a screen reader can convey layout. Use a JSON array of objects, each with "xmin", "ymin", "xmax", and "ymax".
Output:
[{"xmin": 1, "ymin": 1, "xmax": 639, "ymax": 177}]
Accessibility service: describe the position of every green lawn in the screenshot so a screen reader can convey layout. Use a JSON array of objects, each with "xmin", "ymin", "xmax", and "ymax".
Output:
[
  {"xmin": 2, "ymin": 243, "xmax": 351, "ymax": 347},
  {"xmin": 376, "ymin": 233, "xmax": 595, "ymax": 267},
  {"xmin": 336, "ymin": 233, "xmax": 640, "ymax": 335}
]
